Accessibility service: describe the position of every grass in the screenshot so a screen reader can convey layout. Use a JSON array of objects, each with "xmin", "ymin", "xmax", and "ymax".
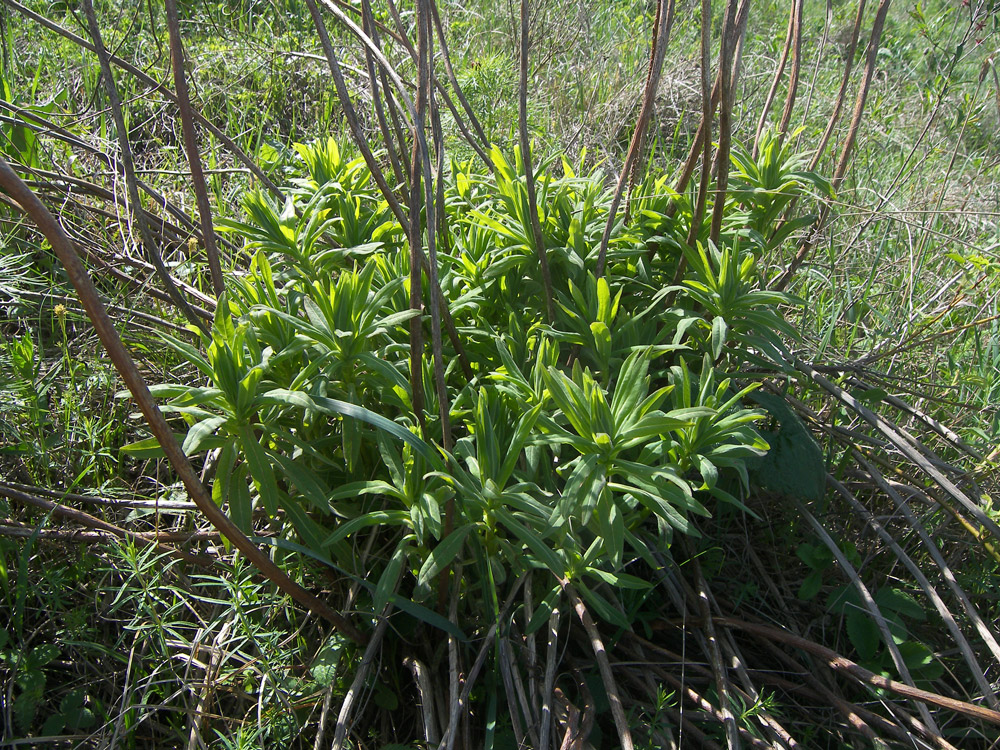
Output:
[{"xmin": 1, "ymin": 0, "xmax": 1000, "ymax": 746}]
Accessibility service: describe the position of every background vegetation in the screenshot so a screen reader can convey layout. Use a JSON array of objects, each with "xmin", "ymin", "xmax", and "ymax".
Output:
[{"xmin": 1, "ymin": 0, "xmax": 999, "ymax": 747}]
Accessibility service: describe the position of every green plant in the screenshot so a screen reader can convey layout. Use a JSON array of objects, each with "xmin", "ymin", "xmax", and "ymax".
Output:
[
  {"xmin": 120, "ymin": 136, "xmax": 807, "ymax": 746},
  {"xmin": 7, "ymin": 0, "xmax": 1000, "ymax": 744}
]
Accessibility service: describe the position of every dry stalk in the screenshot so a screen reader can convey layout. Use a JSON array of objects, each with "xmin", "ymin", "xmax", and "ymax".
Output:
[
  {"xmin": 596, "ymin": 0, "xmax": 670, "ymax": 279},
  {"xmin": 793, "ymin": 498, "xmax": 942, "ymax": 733},
  {"xmin": 643, "ymin": 663, "xmax": 774, "ymax": 749},
  {"xmin": 0, "ymin": 524, "xmax": 218, "ymax": 547},
  {"xmin": 405, "ymin": 656, "xmax": 442, "ymax": 745},
  {"xmin": 163, "ymin": 0, "xmax": 223, "ymax": 297},
  {"xmin": 827, "ymin": 473, "xmax": 1000, "ymax": 712},
  {"xmin": 185, "ymin": 620, "xmax": 231, "ymax": 750},
  {"xmin": 538, "ymin": 607, "xmax": 561, "ymax": 750},
  {"xmin": 0, "ymin": 0, "xmax": 282, "ymax": 197},
  {"xmin": 438, "ymin": 574, "xmax": 527, "ymax": 750},
  {"xmin": 714, "ymin": 617, "xmax": 1000, "ymax": 726},
  {"xmin": 693, "ymin": 560, "xmax": 739, "ymax": 749},
  {"xmin": 359, "ymin": 0, "xmax": 406, "ymax": 188},
  {"xmin": 498, "ymin": 638, "xmax": 528, "ymax": 747},
  {"xmin": 708, "ymin": 0, "xmax": 741, "ymax": 246},
  {"xmin": 856, "ymin": 454, "xmax": 1000, "ymax": 667},
  {"xmin": 0, "ymin": 483, "xmax": 212, "ymax": 566},
  {"xmin": 304, "ymin": 0, "xmax": 410, "ymax": 233},
  {"xmin": 809, "ymin": 0, "xmax": 868, "ymax": 171},
  {"xmin": 518, "ymin": 0, "xmax": 556, "ymax": 321},
  {"xmin": 332, "ymin": 611, "xmax": 393, "ymax": 750},
  {"xmin": 775, "ymin": 0, "xmax": 804, "ymax": 141},
  {"xmin": 753, "ymin": 0, "xmax": 797, "ymax": 156},
  {"xmin": 687, "ymin": 0, "xmax": 712, "ymax": 251},
  {"xmin": 563, "ymin": 582, "xmax": 635, "ymax": 750},
  {"xmin": 774, "ymin": 0, "xmax": 892, "ymax": 290},
  {"xmin": 80, "ymin": 0, "xmax": 207, "ymax": 334},
  {"xmin": 798, "ymin": 361, "xmax": 1000, "ymax": 541}
]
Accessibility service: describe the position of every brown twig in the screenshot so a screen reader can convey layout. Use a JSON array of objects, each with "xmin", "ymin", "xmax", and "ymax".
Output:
[
  {"xmin": 708, "ymin": 0, "xmax": 741, "ymax": 246},
  {"xmin": 0, "ymin": 0, "xmax": 282, "ymax": 199},
  {"xmin": 773, "ymin": 0, "xmax": 892, "ymax": 290},
  {"xmin": 596, "ymin": 0, "xmax": 670, "ymax": 279},
  {"xmin": 163, "ymin": 0, "xmax": 224, "ymax": 298},
  {"xmin": 827, "ymin": 473, "xmax": 1000, "ymax": 712},
  {"xmin": 518, "ymin": 0, "xmax": 556, "ymax": 321},
  {"xmin": 405, "ymin": 656, "xmax": 442, "ymax": 744},
  {"xmin": 429, "ymin": 0, "xmax": 492, "ymax": 166},
  {"xmin": 538, "ymin": 606, "xmax": 561, "ymax": 750},
  {"xmin": 360, "ymin": 0, "xmax": 407, "ymax": 189},
  {"xmin": 753, "ymin": 0, "xmax": 797, "ymax": 157},
  {"xmin": 0, "ymin": 484, "xmax": 212, "ymax": 566},
  {"xmin": 808, "ymin": 0, "xmax": 868, "ymax": 172},
  {"xmin": 438, "ymin": 574, "xmax": 527, "ymax": 750},
  {"xmin": 798, "ymin": 360, "xmax": 1000, "ymax": 542},
  {"xmin": 713, "ymin": 617, "xmax": 1000, "ymax": 726},
  {"xmin": 304, "ymin": 0, "xmax": 411, "ymax": 234},
  {"xmin": 693, "ymin": 560, "xmax": 739, "ymax": 749},
  {"xmin": 0, "ymin": 524, "xmax": 220, "ymax": 545},
  {"xmin": 793, "ymin": 497, "xmax": 941, "ymax": 733},
  {"xmin": 687, "ymin": 0, "xmax": 712, "ymax": 251},
  {"xmin": 332, "ymin": 609, "xmax": 393, "ymax": 749},
  {"xmin": 855, "ymin": 455, "xmax": 1000, "ymax": 667},
  {"xmin": 80, "ymin": 0, "xmax": 208, "ymax": 335},
  {"xmin": 775, "ymin": 0, "xmax": 804, "ymax": 142},
  {"xmin": 563, "ymin": 582, "xmax": 634, "ymax": 750}
]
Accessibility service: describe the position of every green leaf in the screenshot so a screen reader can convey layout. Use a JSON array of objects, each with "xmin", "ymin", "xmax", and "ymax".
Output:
[
  {"xmin": 896, "ymin": 640, "xmax": 943, "ymax": 682},
  {"xmin": 41, "ymin": 713, "xmax": 66, "ymax": 736},
  {"xmin": 498, "ymin": 403, "xmax": 542, "ymax": 487},
  {"xmin": 375, "ymin": 547, "xmax": 406, "ymax": 613},
  {"xmin": 798, "ymin": 570, "xmax": 823, "ymax": 601},
  {"xmin": 583, "ymin": 566, "xmax": 652, "ymax": 590},
  {"xmin": 238, "ymin": 424, "xmax": 279, "ymax": 516},
  {"xmin": 853, "ymin": 387, "xmax": 888, "ymax": 404},
  {"xmin": 796, "ymin": 542, "xmax": 832, "ymax": 571},
  {"xmin": 251, "ymin": 536, "xmax": 465, "ymax": 640},
  {"xmin": 495, "ymin": 509, "xmax": 566, "ymax": 577},
  {"xmin": 526, "ymin": 584, "xmax": 562, "ymax": 635},
  {"xmin": 27, "ymin": 643, "xmax": 59, "ymax": 670},
  {"xmin": 281, "ymin": 498, "xmax": 329, "ymax": 555},
  {"xmin": 475, "ymin": 392, "xmax": 500, "ymax": 484},
  {"xmin": 310, "ymin": 638, "xmax": 345, "ymax": 686},
  {"xmin": 269, "ymin": 451, "xmax": 334, "ymax": 513},
  {"xmin": 610, "ymin": 348, "xmax": 654, "ymax": 425},
  {"xmin": 327, "ymin": 480, "xmax": 397, "ymax": 502},
  {"xmin": 748, "ymin": 392, "xmax": 825, "ymax": 501},
  {"xmin": 323, "ymin": 511, "xmax": 411, "ymax": 547},
  {"xmin": 211, "ymin": 441, "xmax": 238, "ymax": 508},
  {"xmin": 59, "ymin": 688, "xmax": 95, "ymax": 730},
  {"xmin": 375, "ymin": 684, "xmax": 399, "ymax": 710},
  {"xmin": 590, "ymin": 321, "xmax": 611, "ymax": 363},
  {"xmin": 544, "ymin": 368, "xmax": 593, "ymax": 439},
  {"xmin": 562, "ymin": 454, "xmax": 603, "ymax": 525},
  {"xmin": 875, "ymin": 588, "xmax": 925, "ymax": 622},
  {"xmin": 847, "ymin": 608, "xmax": 881, "ymax": 661},
  {"xmin": 260, "ymin": 389, "xmax": 442, "ymax": 469},
  {"xmin": 120, "ymin": 434, "xmax": 185, "ymax": 459},
  {"xmin": 417, "ymin": 525, "xmax": 473, "ymax": 591},
  {"xmin": 711, "ymin": 316, "xmax": 728, "ymax": 360},
  {"xmin": 228, "ymin": 464, "xmax": 253, "ymax": 535},
  {"xmin": 182, "ymin": 416, "xmax": 228, "ymax": 455},
  {"xmin": 577, "ymin": 582, "xmax": 629, "ymax": 628},
  {"xmin": 596, "ymin": 491, "xmax": 624, "ymax": 568}
]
